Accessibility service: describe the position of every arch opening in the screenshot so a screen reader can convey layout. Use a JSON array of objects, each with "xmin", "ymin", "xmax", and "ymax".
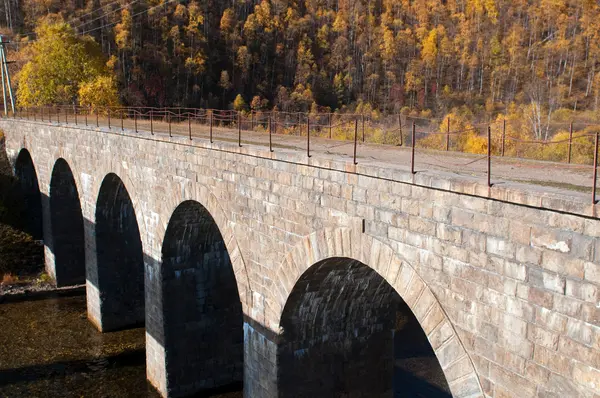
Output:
[
  {"xmin": 14, "ymin": 149, "xmax": 43, "ymax": 240},
  {"xmin": 49, "ymin": 158, "xmax": 85, "ymax": 287},
  {"xmin": 279, "ymin": 257, "xmax": 451, "ymax": 398},
  {"xmin": 160, "ymin": 200, "xmax": 243, "ymax": 395},
  {"xmin": 95, "ymin": 173, "xmax": 144, "ymax": 331}
]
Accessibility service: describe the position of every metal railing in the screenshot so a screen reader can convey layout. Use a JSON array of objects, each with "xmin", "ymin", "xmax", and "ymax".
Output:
[{"xmin": 4, "ymin": 105, "xmax": 600, "ymax": 204}]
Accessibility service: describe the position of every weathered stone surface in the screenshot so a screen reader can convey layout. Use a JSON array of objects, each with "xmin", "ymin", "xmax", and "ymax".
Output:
[{"xmin": 2, "ymin": 120, "xmax": 599, "ymax": 398}]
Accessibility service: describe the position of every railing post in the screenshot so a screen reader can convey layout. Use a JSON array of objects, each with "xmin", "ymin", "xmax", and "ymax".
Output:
[
  {"xmin": 238, "ymin": 112, "xmax": 242, "ymax": 147},
  {"xmin": 487, "ymin": 125, "xmax": 492, "ymax": 188},
  {"xmin": 168, "ymin": 112, "xmax": 172, "ymax": 137},
  {"xmin": 568, "ymin": 121, "xmax": 573, "ymax": 163},
  {"xmin": 74, "ymin": 107, "xmax": 78, "ymax": 125},
  {"xmin": 85, "ymin": 108, "xmax": 87, "ymax": 126},
  {"xmin": 108, "ymin": 108, "xmax": 111, "ymax": 129},
  {"xmin": 41, "ymin": 107, "xmax": 44, "ymax": 122},
  {"xmin": 251, "ymin": 111, "xmax": 254, "ymax": 131},
  {"xmin": 593, "ymin": 132, "xmax": 599, "ymax": 204},
  {"xmin": 188, "ymin": 113, "xmax": 192, "ymax": 140},
  {"xmin": 269, "ymin": 116, "xmax": 273, "ymax": 152},
  {"xmin": 209, "ymin": 111, "xmax": 213, "ymax": 143},
  {"xmin": 411, "ymin": 122, "xmax": 416, "ymax": 174},
  {"xmin": 502, "ymin": 118, "xmax": 506, "ymax": 157},
  {"xmin": 398, "ymin": 114, "xmax": 403, "ymax": 146},
  {"xmin": 446, "ymin": 117, "xmax": 450, "ymax": 151},
  {"xmin": 121, "ymin": 109, "xmax": 124, "ymax": 131},
  {"xmin": 307, "ymin": 116, "xmax": 311, "ymax": 158},
  {"xmin": 33, "ymin": 107, "xmax": 36, "ymax": 121},
  {"xmin": 57, "ymin": 107, "xmax": 60, "ymax": 123},
  {"xmin": 329, "ymin": 113, "xmax": 332, "ymax": 139},
  {"xmin": 134, "ymin": 111, "xmax": 137, "ymax": 132},
  {"xmin": 150, "ymin": 110, "xmax": 154, "ymax": 135},
  {"xmin": 353, "ymin": 118, "xmax": 358, "ymax": 165},
  {"xmin": 65, "ymin": 107, "xmax": 68, "ymax": 124}
]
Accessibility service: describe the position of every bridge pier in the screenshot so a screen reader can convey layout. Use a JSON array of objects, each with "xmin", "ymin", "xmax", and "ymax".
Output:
[
  {"xmin": 145, "ymin": 200, "xmax": 244, "ymax": 397},
  {"xmin": 47, "ymin": 158, "xmax": 86, "ymax": 287},
  {"xmin": 85, "ymin": 173, "xmax": 146, "ymax": 332},
  {"xmin": 243, "ymin": 321, "xmax": 278, "ymax": 398}
]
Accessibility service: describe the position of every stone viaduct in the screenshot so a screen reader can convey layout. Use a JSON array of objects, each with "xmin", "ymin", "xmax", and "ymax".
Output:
[{"xmin": 1, "ymin": 118, "xmax": 599, "ymax": 398}]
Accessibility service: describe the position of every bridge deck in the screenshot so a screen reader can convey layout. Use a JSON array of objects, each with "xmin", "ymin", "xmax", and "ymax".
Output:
[{"xmin": 27, "ymin": 115, "xmax": 600, "ymax": 211}]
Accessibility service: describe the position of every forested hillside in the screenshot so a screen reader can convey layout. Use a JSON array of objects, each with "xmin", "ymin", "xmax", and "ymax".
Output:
[{"xmin": 2, "ymin": 0, "xmax": 600, "ymax": 121}]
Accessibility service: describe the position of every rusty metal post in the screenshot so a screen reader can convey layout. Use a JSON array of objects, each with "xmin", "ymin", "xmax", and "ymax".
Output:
[
  {"xmin": 353, "ymin": 119, "xmax": 358, "ymax": 165},
  {"xmin": 134, "ymin": 111, "xmax": 137, "ymax": 132},
  {"xmin": 150, "ymin": 110, "xmax": 154, "ymax": 135},
  {"xmin": 210, "ymin": 111, "xmax": 213, "ymax": 143},
  {"xmin": 238, "ymin": 112, "xmax": 242, "ymax": 147},
  {"xmin": 120, "ymin": 109, "xmax": 124, "ymax": 131},
  {"xmin": 57, "ymin": 107, "xmax": 60, "ymax": 123},
  {"xmin": 96, "ymin": 109, "xmax": 99, "ymax": 127},
  {"xmin": 568, "ymin": 121, "xmax": 573, "ymax": 163},
  {"xmin": 168, "ymin": 113, "xmax": 172, "ymax": 137},
  {"xmin": 269, "ymin": 116, "xmax": 273, "ymax": 152},
  {"xmin": 398, "ymin": 114, "xmax": 403, "ymax": 146},
  {"xmin": 108, "ymin": 108, "xmax": 111, "ymax": 129},
  {"xmin": 593, "ymin": 132, "xmax": 599, "ymax": 204},
  {"xmin": 84, "ymin": 108, "xmax": 87, "ymax": 126},
  {"xmin": 307, "ymin": 116, "xmax": 311, "ymax": 158},
  {"xmin": 446, "ymin": 117, "xmax": 450, "ymax": 151},
  {"xmin": 74, "ymin": 107, "xmax": 77, "ymax": 125},
  {"xmin": 64, "ymin": 107, "xmax": 68, "ymax": 124},
  {"xmin": 188, "ymin": 113, "xmax": 192, "ymax": 140},
  {"xmin": 488, "ymin": 126, "xmax": 492, "ymax": 187},
  {"xmin": 411, "ymin": 122, "xmax": 416, "ymax": 174},
  {"xmin": 501, "ymin": 118, "xmax": 506, "ymax": 157},
  {"xmin": 329, "ymin": 113, "xmax": 332, "ymax": 139}
]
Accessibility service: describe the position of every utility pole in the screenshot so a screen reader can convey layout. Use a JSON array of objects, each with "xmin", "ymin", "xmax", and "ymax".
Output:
[{"xmin": 0, "ymin": 36, "xmax": 16, "ymax": 116}]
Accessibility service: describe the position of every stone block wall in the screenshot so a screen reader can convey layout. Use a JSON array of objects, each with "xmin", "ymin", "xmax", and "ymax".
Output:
[{"xmin": 2, "ymin": 119, "xmax": 599, "ymax": 398}]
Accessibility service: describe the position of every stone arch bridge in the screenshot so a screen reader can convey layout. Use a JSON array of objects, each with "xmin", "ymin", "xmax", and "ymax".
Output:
[{"xmin": 1, "ymin": 118, "xmax": 599, "ymax": 398}]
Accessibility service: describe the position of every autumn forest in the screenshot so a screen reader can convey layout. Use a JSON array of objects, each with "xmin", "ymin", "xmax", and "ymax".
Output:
[{"xmin": 2, "ymin": 0, "xmax": 600, "ymax": 159}]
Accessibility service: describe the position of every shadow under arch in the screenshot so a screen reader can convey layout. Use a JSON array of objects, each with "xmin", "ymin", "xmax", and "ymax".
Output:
[
  {"xmin": 150, "ymin": 199, "xmax": 243, "ymax": 396},
  {"xmin": 94, "ymin": 173, "xmax": 144, "ymax": 331},
  {"xmin": 273, "ymin": 228, "xmax": 484, "ymax": 398},
  {"xmin": 49, "ymin": 158, "xmax": 85, "ymax": 287},
  {"xmin": 14, "ymin": 148, "xmax": 43, "ymax": 240}
]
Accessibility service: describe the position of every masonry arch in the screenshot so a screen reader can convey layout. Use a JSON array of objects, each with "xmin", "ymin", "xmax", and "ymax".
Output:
[
  {"xmin": 157, "ymin": 200, "xmax": 244, "ymax": 396},
  {"xmin": 274, "ymin": 228, "xmax": 483, "ymax": 398},
  {"xmin": 94, "ymin": 173, "xmax": 144, "ymax": 331},
  {"xmin": 49, "ymin": 158, "xmax": 85, "ymax": 287},
  {"xmin": 14, "ymin": 148, "xmax": 43, "ymax": 240}
]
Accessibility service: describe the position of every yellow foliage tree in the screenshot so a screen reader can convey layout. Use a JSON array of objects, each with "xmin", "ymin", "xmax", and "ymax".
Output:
[
  {"xmin": 233, "ymin": 94, "xmax": 247, "ymax": 112},
  {"xmin": 17, "ymin": 21, "xmax": 113, "ymax": 106},
  {"xmin": 78, "ymin": 76, "xmax": 120, "ymax": 111}
]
